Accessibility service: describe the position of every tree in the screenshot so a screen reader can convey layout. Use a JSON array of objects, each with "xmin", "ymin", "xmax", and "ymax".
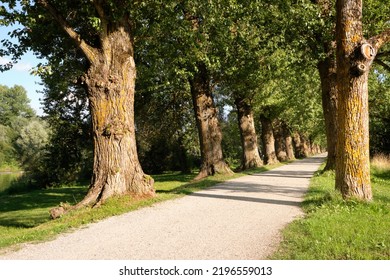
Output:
[
  {"xmin": 0, "ymin": 85, "xmax": 36, "ymax": 168},
  {"xmin": 1, "ymin": 1, "xmax": 156, "ymax": 216},
  {"xmin": 15, "ymin": 118, "xmax": 50, "ymax": 172},
  {"xmin": 335, "ymin": 0, "xmax": 390, "ymax": 200},
  {"xmin": 235, "ymin": 96, "xmax": 263, "ymax": 169},
  {"xmin": 0, "ymin": 85, "xmax": 35, "ymax": 126},
  {"xmin": 189, "ymin": 62, "xmax": 233, "ymax": 179},
  {"xmin": 163, "ymin": 1, "xmax": 234, "ymax": 180}
]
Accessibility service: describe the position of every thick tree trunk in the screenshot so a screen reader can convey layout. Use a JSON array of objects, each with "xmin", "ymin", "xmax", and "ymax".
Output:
[
  {"xmin": 293, "ymin": 132, "xmax": 309, "ymax": 159},
  {"xmin": 259, "ymin": 114, "xmax": 279, "ymax": 165},
  {"xmin": 273, "ymin": 120, "xmax": 288, "ymax": 162},
  {"xmin": 190, "ymin": 63, "xmax": 233, "ymax": 180},
  {"xmin": 318, "ymin": 57, "xmax": 338, "ymax": 170},
  {"xmin": 300, "ymin": 134, "xmax": 311, "ymax": 157},
  {"xmin": 282, "ymin": 123, "xmax": 295, "ymax": 161},
  {"xmin": 50, "ymin": 25, "xmax": 154, "ymax": 218},
  {"xmin": 235, "ymin": 97, "xmax": 263, "ymax": 169},
  {"xmin": 335, "ymin": 0, "xmax": 372, "ymax": 200}
]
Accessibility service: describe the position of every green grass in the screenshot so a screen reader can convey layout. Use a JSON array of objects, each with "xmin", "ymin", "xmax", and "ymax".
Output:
[
  {"xmin": 272, "ymin": 165, "xmax": 390, "ymax": 260},
  {"xmin": 0, "ymin": 164, "xmax": 281, "ymax": 252}
]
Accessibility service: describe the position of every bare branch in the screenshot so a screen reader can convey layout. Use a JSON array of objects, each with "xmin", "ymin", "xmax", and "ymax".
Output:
[
  {"xmin": 92, "ymin": 0, "xmax": 108, "ymax": 32},
  {"xmin": 368, "ymin": 28, "xmax": 390, "ymax": 52},
  {"xmin": 37, "ymin": 0, "xmax": 98, "ymax": 64}
]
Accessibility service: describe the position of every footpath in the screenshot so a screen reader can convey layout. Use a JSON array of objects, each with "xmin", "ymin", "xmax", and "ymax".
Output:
[{"xmin": 1, "ymin": 154, "xmax": 326, "ymax": 260}]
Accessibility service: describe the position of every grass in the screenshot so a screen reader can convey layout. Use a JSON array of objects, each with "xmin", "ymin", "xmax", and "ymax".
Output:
[
  {"xmin": 0, "ymin": 164, "xmax": 280, "ymax": 252},
  {"xmin": 272, "ymin": 156, "xmax": 390, "ymax": 260}
]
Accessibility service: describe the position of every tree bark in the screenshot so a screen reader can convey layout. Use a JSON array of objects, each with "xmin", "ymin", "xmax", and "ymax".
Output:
[
  {"xmin": 273, "ymin": 120, "xmax": 288, "ymax": 162},
  {"xmin": 40, "ymin": 3, "xmax": 156, "ymax": 218},
  {"xmin": 318, "ymin": 56, "xmax": 338, "ymax": 170},
  {"xmin": 259, "ymin": 114, "xmax": 279, "ymax": 165},
  {"xmin": 282, "ymin": 122, "xmax": 295, "ymax": 161},
  {"xmin": 300, "ymin": 134, "xmax": 311, "ymax": 157},
  {"xmin": 190, "ymin": 63, "xmax": 233, "ymax": 180},
  {"xmin": 335, "ymin": 0, "xmax": 372, "ymax": 200},
  {"xmin": 293, "ymin": 132, "xmax": 309, "ymax": 159},
  {"xmin": 49, "ymin": 23, "xmax": 154, "ymax": 218},
  {"xmin": 235, "ymin": 96, "xmax": 263, "ymax": 169}
]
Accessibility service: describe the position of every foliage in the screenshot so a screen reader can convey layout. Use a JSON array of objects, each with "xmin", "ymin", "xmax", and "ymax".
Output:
[
  {"xmin": 369, "ymin": 66, "xmax": 390, "ymax": 155},
  {"xmin": 15, "ymin": 119, "xmax": 50, "ymax": 171},
  {"xmin": 0, "ymin": 84, "xmax": 39, "ymax": 170},
  {"xmin": 0, "ymin": 85, "xmax": 35, "ymax": 125}
]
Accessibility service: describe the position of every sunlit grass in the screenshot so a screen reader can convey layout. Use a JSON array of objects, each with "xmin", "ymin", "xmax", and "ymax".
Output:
[{"xmin": 272, "ymin": 163, "xmax": 390, "ymax": 260}]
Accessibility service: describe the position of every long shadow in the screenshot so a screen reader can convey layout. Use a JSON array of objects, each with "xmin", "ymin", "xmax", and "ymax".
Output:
[
  {"xmin": 251, "ymin": 170, "xmax": 316, "ymax": 179},
  {"xmin": 0, "ymin": 187, "xmax": 87, "ymax": 228},
  {"xmin": 152, "ymin": 172, "xmax": 196, "ymax": 183},
  {"xmin": 189, "ymin": 192, "xmax": 302, "ymax": 207},
  {"xmin": 209, "ymin": 180, "xmax": 308, "ymax": 195}
]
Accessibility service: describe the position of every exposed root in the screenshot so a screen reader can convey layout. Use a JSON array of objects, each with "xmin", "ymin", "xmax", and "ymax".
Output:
[{"xmin": 49, "ymin": 202, "xmax": 74, "ymax": 219}]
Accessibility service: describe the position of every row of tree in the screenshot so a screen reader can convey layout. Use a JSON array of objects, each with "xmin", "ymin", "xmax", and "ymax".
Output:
[{"xmin": 1, "ymin": 1, "xmax": 389, "ymax": 217}]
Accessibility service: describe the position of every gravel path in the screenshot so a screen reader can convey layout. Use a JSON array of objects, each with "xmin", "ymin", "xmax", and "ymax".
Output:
[{"xmin": 1, "ymin": 154, "xmax": 326, "ymax": 260}]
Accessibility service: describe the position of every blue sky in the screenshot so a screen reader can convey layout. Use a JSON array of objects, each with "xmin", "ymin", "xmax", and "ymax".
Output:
[{"xmin": 1, "ymin": 25, "xmax": 45, "ymax": 116}]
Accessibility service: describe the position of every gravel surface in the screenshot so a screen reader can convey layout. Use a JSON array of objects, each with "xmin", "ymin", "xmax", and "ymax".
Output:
[{"xmin": 0, "ymin": 154, "xmax": 326, "ymax": 260}]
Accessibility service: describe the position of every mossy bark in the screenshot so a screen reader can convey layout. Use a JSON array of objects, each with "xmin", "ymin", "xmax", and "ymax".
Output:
[
  {"xmin": 50, "ymin": 23, "xmax": 154, "ymax": 218},
  {"xmin": 189, "ymin": 63, "xmax": 233, "ymax": 180},
  {"xmin": 259, "ymin": 114, "xmax": 279, "ymax": 165},
  {"xmin": 335, "ymin": 0, "xmax": 372, "ymax": 200},
  {"xmin": 235, "ymin": 97, "xmax": 263, "ymax": 169}
]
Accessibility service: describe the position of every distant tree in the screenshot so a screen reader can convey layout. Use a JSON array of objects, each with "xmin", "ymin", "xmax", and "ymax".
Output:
[
  {"xmin": 15, "ymin": 118, "xmax": 50, "ymax": 172},
  {"xmin": 0, "ymin": 124, "xmax": 15, "ymax": 166},
  {"xmin": 0, "ymin": 85, "xmax": 35, "ymax": 126},
  {"xmin": 0, "ymin": 85, "xmax": 35, "ymax": 168}
]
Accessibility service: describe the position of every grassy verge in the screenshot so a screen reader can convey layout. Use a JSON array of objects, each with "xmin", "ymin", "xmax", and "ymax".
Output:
[
  {"xmin": 0, "ymin": 164, "xmax": 281, "ymax": 252},
  {"xmin": 272, "ymin": 160, "xmax": 390, "ymax": 260}
]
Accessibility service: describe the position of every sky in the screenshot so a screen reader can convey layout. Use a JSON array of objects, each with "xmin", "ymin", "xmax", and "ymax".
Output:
[{"xmin": 1, "ymin": 25, "xmax": 45, "ymax": 116}]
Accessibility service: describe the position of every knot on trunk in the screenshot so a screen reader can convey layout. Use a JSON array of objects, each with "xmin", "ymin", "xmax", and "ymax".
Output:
[
  {"xmin": 350, "ymin": 43, "xmax": 376, "ymax": 77},
  {"xmin": 102, "ymin": 119, "xmax": 127, "ymax": 140}
]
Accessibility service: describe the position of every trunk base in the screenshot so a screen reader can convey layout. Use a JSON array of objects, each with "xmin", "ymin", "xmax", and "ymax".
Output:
[
  {"xmin": 50, "ymin": 176, "xmax": 155, "ymax": 219},
  {"xmin": 193, "ymin": 161, "xmax": 234, "ymax": 181}
]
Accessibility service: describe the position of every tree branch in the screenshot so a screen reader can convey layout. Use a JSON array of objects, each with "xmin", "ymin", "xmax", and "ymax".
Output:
[
  {"xmin": 368, "ymin": 28, "xmax": 390, "ymax": 52},
  {"xmin": 377, "ymin": 51, "xmax": 390, "ymax": 59},
  {"xmin": 37, "ymin": 0, "xmax": 98, "ymax": 64},
  {"xmin": 92, "ymin": 0, "xmax": 108, "ymax": 34},
  {"xmin": 375, "ymin": 59, "xmax": 390, "ymax": 72}
]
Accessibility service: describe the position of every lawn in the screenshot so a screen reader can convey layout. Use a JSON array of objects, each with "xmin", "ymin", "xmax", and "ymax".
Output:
[{"xmin": 272, "ymin": 159, "xmax": 390, "ymax": 260}]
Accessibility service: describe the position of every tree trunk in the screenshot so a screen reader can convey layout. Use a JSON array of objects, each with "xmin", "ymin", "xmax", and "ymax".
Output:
[
  {"xmin": 235, "ymin": 96, "xmax": 263, "ymax": 169},
  {"xmin": 335, "ymin": 0, "xmax": 372, "ymax": 200},
  {"xmin": 282, "ymin": 122, "xmax": 295, "ymax": 161},
  {"xmin": 293, "ymin": 132, "xmax": 309, "ymax": 159},
  {"xmin": 300, "ymin": 134, "xmax": 311, "ymax": 157},
  {"xmin": 190, "ymin": 63, "xmax": 233, "ymax": 180},
  {"xmin": 50, "ymin": 24, "xmax": 154, "ymax": 218},
  {"xmin": 273, "ymin": 120, "xmax": 288, "ymax": 162},
  {"xmin": 259, "ymin": 114, "xmax": 279, "ymax": 165},
  {"xmin": 318, "ymin": 56, "xmax": 338, "ymax": 170}
]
